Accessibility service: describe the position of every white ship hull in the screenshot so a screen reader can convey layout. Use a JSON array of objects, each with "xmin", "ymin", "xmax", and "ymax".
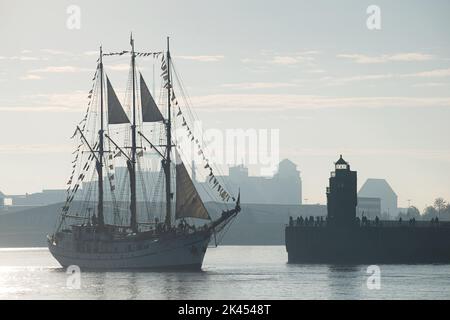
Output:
[{"xmin": 48, "ymin": 229, "xmax": 212, "ymax": 270}]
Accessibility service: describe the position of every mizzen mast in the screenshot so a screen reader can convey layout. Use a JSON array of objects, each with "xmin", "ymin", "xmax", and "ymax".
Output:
[{"xmin": 164, "ymin": 37, "xmax": 172, "ymax": 227}]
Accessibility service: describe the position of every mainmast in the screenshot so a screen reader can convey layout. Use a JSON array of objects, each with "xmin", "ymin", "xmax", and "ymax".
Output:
[
  {"xmin": 129, "ymin": 34, "xmax": 138, "ymax": 232},
  {"xmin": 164, "ymin": 37, "xmax": 172, "ymax": 227},
  {"xmin": 97, "ymin": 46, "xmax": 105, "ymax": 228}
]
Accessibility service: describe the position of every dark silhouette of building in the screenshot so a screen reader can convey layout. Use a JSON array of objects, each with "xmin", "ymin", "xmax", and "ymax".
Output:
[
  {"xmin": 357, "ymin": 197, "xmax": 381, "ymax": 219},
  {"xmin": 326, "ymin": 155, "xmax": 357, "ymax": 226},
  {"xmin": 358, "ymin": 178, "xmax": 398, "ymax": 218}
]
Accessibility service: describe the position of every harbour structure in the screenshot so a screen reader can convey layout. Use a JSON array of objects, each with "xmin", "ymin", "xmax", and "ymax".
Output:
[{"xmin": 286, "ymin": 155, "xmax": 450, "ymax": 263}]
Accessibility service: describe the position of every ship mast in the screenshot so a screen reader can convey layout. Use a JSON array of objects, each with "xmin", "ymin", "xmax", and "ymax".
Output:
[
  {"xmin": 97, "ymin": 46, "xmax": 105, "ymax": 228},
  {"xmin": 129, "ymin": 34, "xmax": 138, "ymax": 232},
  {"xmin": 164, "ymin": 37, "xmax": 172, "ymax": 227}
]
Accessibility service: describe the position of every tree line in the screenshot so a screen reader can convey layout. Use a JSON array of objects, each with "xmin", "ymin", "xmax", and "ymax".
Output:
[{"xmin": 398, "ymin": 198, "xmax": 450, "ymax": 220}]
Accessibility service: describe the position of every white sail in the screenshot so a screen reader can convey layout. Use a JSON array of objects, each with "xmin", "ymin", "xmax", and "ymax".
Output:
[
  {"xmin": 107, "ymin": 76, "xmax": 130, "ymax": 124},
  {"xmin": 140, "ymin": 73, "xmax": 164, "ymax": 122},
  {"xmin": 175, "ymin": 159, "xmax": 210, "ymax": 220}
]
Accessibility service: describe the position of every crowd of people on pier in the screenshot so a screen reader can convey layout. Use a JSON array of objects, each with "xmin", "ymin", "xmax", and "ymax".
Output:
[{"xmin": 289, "ymin": 215, "xmax": 441, "ymax": 227}]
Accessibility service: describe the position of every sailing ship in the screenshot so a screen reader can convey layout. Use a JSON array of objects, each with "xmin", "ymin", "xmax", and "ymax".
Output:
[{"xmin": 47, "ymin": 36, "xmax": 241, "ymax": 270}]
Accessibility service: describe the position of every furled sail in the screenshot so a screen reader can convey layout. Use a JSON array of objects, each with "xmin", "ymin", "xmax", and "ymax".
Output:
[
  {"xmin": 140, "ymin": 73, "xmax": 164, "ymax": 122},
  {"xmin": 107, "ymin": 76, "xmax": 130, "ymax": 124},
  {"xmin": 175, "ymin": 158, "xmax": 211, "ymax": 220}
]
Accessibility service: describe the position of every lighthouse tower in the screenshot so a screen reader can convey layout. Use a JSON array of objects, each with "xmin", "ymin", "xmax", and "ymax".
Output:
[{"xmin": 326, "ymin": 155, "xmax": 357, "ymax": 227}]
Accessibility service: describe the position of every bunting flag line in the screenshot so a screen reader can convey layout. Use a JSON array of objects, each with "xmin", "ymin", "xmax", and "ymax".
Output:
[
  {"xmin": 77, "ymin": 62, "xmax": 100, "ymax": 133},
  {"xmin": 102, "ymin": 51, "xmax": 163, "ymax": 58},
  {"xmin": 70, "ymin": 128, "xmax": 78, "ymax": 140},
  {"xmin": 173, "ymin": 100, "xmax": 235, "ymax": 203}
]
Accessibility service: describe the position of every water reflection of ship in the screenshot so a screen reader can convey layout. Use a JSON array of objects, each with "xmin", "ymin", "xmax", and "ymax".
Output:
[{"xmin": 286, "ymin": 155, "xmax": 450, "ymax": 264}]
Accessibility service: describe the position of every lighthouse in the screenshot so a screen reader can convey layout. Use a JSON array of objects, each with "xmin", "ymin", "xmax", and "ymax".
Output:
[{"xmin": 326, "ymin": 155, "xmax": 357, "ymax": 227}]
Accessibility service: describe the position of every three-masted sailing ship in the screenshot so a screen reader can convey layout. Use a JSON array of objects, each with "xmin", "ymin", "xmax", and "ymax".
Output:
[{"xmin": 47, "ymin": 36, "xmax": 241, "ymax": 270}]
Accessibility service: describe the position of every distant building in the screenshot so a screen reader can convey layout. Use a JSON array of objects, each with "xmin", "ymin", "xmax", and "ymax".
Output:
[
  {"xmin": 358, "ymin": 178, "xmax": 398, "ymax": 218},
  {"xmin": 0, "ymin": 191, "xmax": 4, "ymax": 207},
  {"xmin": 357, "ymin": 197, "xmax": 381, "ymax": 219},
  {"xmin": 197, "ymin": 159, "xmax": 302, "ymax": 205},
  {"xmin": 81, "ymin": 167, "xmax": 162, "ymax": 202},
  {"xmin": 326, "ymin": 155, "xmax": 357, "ymax": 226},
  {"xmin": 8, "ymin": 158, "xmax": 302, "ymax": 207},
  {"xmin": 9, "ymin": 189, "xmax": 66, "ymax": 206}
]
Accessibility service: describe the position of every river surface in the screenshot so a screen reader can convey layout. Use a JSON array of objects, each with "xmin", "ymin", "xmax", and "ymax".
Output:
[{"xmin": 1, "ymin": 246, "xmax": 450, "ymax": 299}]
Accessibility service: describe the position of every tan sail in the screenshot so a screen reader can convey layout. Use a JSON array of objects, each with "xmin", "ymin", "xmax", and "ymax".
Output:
[
  {"xmin": 175, "ymin": 160, "xmax": 210, "ymax": 220},
  {"xmin": 106, "ymin": 76, "xmax": 130, "ymax": 124},
  {"xmin": 140, "ymin": 73, "xmax": 164, "ymax": 122}
]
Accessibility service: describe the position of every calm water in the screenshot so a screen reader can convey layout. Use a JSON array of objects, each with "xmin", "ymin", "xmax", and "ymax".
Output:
[{"xmin": 1, "ymin": 246, "xmax": 450, "ymax": 299}]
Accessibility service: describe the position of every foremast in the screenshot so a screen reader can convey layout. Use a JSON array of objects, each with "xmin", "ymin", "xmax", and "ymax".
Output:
[
  {"xmin": 97, "ymin": 46, "xmax": 105, "ymax": 228},
  {"xmin": 129, "ymin": 34, "xmax": 138, "ymax": 233}
]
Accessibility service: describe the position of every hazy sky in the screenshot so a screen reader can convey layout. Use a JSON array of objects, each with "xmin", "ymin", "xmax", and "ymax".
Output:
[{"xmin": 1, "ymin": 0, "xmax": 449, "ymax": 210}]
